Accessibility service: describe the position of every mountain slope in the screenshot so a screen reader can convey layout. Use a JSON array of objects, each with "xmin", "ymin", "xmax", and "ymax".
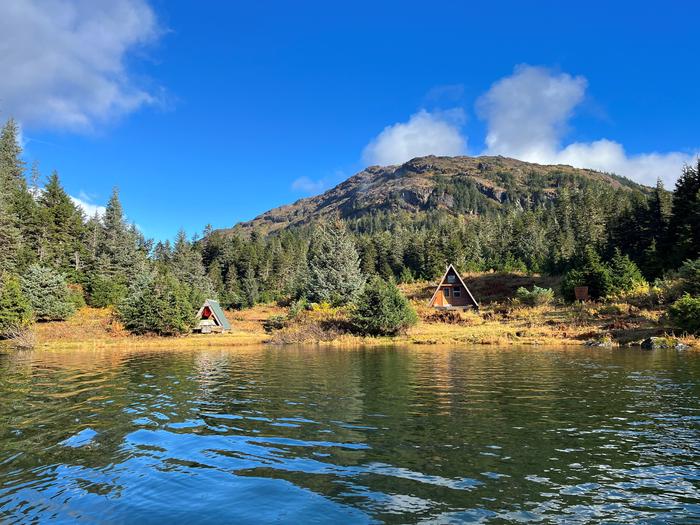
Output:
[{"xmin": 225, "ymin": 155, "xmax": 649, "ymax": 236}]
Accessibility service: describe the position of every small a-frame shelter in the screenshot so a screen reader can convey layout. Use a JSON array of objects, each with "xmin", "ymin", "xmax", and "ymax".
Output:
[
  {"xmin": 429, "ymin": 264, "xmax": 479, "ymax": 310},
  {"xmin": 195, "ymin": 299, "xmax": 231, "ymax": 333}
]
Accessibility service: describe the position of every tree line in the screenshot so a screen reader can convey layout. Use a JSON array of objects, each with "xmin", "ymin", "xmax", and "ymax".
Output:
[{"xmin": 0, "ymin": 115, "xmax": 699, "ymax": 338}]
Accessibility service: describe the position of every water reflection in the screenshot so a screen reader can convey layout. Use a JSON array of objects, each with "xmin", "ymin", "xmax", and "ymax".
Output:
[{"xmin": 1, "ymin": 346, "xmax": 699, "ymax": 523}]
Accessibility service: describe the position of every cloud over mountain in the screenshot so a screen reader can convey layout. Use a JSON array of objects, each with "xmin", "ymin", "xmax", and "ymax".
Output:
[
  {"xmin": 477, "ymin": 65, "xmax": 697, "ymax": 186},
  {"xmin": 362, "ymin": 109, "xmax": 467, "ymax": 166}
]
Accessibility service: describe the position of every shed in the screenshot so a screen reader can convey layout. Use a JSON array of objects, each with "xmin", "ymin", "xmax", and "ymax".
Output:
[
  {"xmin": 428, "ymin": 264, "xmax": 479, "ymax": 310},
  {"xmin": 195, "ymin": 299, "xmax": 231, "ymax": 333}
]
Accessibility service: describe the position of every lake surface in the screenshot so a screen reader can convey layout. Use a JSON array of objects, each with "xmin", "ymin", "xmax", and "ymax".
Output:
[{"xmin": 1, "ymin": 346, "xmax": 699, "ymax": 524}]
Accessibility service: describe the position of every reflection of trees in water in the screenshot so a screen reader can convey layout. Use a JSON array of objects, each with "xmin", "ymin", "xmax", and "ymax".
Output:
[{"xmin": 1, "ymin": 347, "xmax": 699, "ymax": 523}]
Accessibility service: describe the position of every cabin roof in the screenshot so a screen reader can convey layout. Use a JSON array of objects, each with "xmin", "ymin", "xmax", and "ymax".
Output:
[
  {"xmin": 428, "ymin": 264, "xmax": 479, "ymax": 308},
  {"xmin": 196, "ymin": 299, "xmax": 231, "ymax": 330}
]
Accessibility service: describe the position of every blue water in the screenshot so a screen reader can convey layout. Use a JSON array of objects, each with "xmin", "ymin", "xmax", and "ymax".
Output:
[{"xmin": 1, "ymin": 346, "xmax": 699, "ymax": 523}]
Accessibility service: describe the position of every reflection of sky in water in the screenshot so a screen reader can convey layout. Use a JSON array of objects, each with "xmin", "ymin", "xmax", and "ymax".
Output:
[{"xmin": 0, "ymin": 346, "xmax": 699, "ymax": 523}]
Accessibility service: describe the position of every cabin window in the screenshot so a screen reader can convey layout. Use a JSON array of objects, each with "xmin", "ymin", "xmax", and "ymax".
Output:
[
  {"xmin": 443, "ymin": 288, "xmax": 450, "ymax": 298},
  {"xmin": 453, "ymin": 286, "xmax": 461, "ymax": 297},
  {"xmin": 447, "ymin": 274, "xmax": 456, "ymax": 284}
]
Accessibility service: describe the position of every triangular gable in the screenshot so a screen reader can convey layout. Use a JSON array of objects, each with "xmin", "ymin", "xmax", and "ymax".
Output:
[
  {"xmin": 196, "ymin": 299, "xmax": 232, "ymax": 330},
  {"xmin": 428, "ymin": 264, "xmax": 479, "ymax": 309}
]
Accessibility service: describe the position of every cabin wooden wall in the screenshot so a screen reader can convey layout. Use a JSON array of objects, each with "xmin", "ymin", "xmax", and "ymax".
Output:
[{"xmin": 430, "ymin": 267, "xmax": 476, "ymax": 308}]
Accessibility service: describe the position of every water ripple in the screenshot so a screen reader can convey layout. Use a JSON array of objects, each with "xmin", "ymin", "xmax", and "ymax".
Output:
[{"xmin": 1, "ymin": 346, "xmax": 699, "ymax": 523}]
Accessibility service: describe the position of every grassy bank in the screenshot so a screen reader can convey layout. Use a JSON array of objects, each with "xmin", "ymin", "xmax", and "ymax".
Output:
[{"xmin": 22, "ymin": 272, "xmax": 696, "ymax": 351}]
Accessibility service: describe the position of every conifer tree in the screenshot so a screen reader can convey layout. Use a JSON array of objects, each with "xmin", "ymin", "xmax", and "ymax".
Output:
[
  {"xmin": 170, "ymin": 229, "xmax": 215, "ymax": 304},
  {"xmin": 306, "ymin": 219, "xmax": 365, "ymax": 305},
  {"xmin": 0, "ymin": 118, "xmax": 25, "ymax": 184},
  {"xmin": 0, "ymin": 117, "xmax": 41, "ymax": 269},
  {"xmin": 669, "ymin": 160, "xmax": 700, "ymax": 264},
  {"xmin": 241, "ymin": 266, "xmax": 259, "ymax": 308},
  {"xmin": 38, "ymin": 171, "xmax": 86, "ymax": 277},
  {"xmin": 20, "ymin": 265, "xmax": 75, "ymax": 321},
  {"xmin": 0, "ymin": 273, "xmax": 33, "ymax": 336},
  {"xmin": 118, "ymin": 270, "xmax": 195, "ymax": 336},
  {"xmin": 222, "ymin": 269, "xmax": 244, "ymax": 309},
  {"xmin": 351, "ymin": 276, "xmax": 417, "ymax": 336},
  {"xmin": 0, "ymin": 193, "xmax": 21, "ymax": 274},
  {"xmin": 608, "ymin": 249, "xmax": 646, "ymax": 293},
  {"xmin": 98, "ymin": 188, "xmax": 141, "ymax": 277}
]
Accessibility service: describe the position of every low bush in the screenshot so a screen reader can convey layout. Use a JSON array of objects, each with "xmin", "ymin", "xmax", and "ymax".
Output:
[
  {"xmin": 263, "ymin": 315, "xmax": 287, "ymax": 333},
  {"xmin": 288, "ymin": 298, "xmax": 309, "ymax": 320},
  {"xmin": 351, "ymin": 277, "xmax": 417, "ymax": 336},
  {"xmin": 668, "ymin": 294, "xmax": 700, "ymax": 334},
  {"xmin": 609, "ymin": 282, "xmax": 662, "ymax": 308},
  {"xmin": 515, "ymin": 285, "xmax": 554, "ymax": 306}
]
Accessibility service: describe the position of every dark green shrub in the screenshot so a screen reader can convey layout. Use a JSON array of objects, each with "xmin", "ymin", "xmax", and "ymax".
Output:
[
  {"xmin": 562, "ymin": 248, "xmax": 613, "ymax": 300},
  {"xmin": 263, "ymin": 315, "xmax": 287, "ymax": 333},
  {"xmin": 668, "ymin": 294, "xmax": 700, "ymax": 334},
  {"xmin": 515, "ymin": 285, "xmax": 554, "ymax": 306},
  {"xmin": 118, "ymin": 271, "xmax": 195, "ymax": 336},
  {"xmin": 351, "ymin": 277, "xmax": 417, "ymax": 336},
  {"xmin": 20, "ymin": 265, "xmax": 75, "ymax": 321},
  {"xmin": 0, "ymin": 273, "xmax": 33, "ymax": 336}
]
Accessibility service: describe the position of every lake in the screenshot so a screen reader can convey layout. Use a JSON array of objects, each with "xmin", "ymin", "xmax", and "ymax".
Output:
[{"xmin": 1, "ymin": 346, "xmax": 699, "ymax": 524}]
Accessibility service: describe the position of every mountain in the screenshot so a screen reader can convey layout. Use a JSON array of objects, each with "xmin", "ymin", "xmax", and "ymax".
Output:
[{"xmin": 224, "ymin": 155, "xmax": 650, "ymax": 236}]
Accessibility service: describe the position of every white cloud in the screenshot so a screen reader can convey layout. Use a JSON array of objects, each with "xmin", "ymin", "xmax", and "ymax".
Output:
[
  {"xmin": 291, "ymin": 170, "xmax": 346, "ymax": 195},
  {"xmin": 0, "ymin": 0, "xmax": 161, "ymax": 131},
  {"xmin": 70, "ymin": 195, "xmax": 105, "ymax": 217},
  {"xmin": 362, "ymin": 109, "xmax": 467, "ymax": 166},
  {"xmin": 292, "ymin": 176, "xmax": 329, "ymax": 194},
  {"xmin": 477, "ymin": 65, "xmax": 697, "ymax": 186}
]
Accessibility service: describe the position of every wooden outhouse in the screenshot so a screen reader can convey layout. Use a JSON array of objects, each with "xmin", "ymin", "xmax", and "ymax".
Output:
[
  {"xmin": 428, "ymin": 264, "xmax": 479, "ymax": 310},
  {"xmin": 195, "ymin": 299, "xmax": 231, "ymax": 333}
]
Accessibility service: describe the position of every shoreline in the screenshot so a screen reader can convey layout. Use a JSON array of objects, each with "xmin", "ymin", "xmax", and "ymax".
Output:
[{"xmin": 18, "ymin": 300, "xmax": 697, "ymax": 352}]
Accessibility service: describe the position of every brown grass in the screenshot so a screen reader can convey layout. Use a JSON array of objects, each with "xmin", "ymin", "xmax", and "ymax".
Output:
[
  {"xmin": 35, "ymin": 307, "xmax": 268, "ymax": 350},
  {"xmin": 27, "ymin": 273, "xmax": 698, "ymax": 351}
]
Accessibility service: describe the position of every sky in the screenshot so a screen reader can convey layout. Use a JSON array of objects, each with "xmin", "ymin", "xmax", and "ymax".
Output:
[{"xmin": 1, "ymin": 1, "xmax": 699, "ymax": 240}]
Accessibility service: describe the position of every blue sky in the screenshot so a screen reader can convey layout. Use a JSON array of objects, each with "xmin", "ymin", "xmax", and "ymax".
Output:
[{"xmin": 2, "ymin": 1, "xmax": 699, "ymax": 240}]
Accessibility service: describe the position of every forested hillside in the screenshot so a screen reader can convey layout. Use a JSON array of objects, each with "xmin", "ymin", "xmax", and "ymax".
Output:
[
  {"xmin": 230, "ymin": 155, "xmax": 648, "ymax": 235},
  {"xmin": 1, "ymin": 115, "xmax": 699, "ymax": 338}
]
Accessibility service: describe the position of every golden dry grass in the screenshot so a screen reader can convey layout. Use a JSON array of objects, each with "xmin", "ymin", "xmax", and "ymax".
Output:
[
  {"xmin": 35, "ymin": 307, "xmax": 268, "ymax": 350},
  {"xmin": 28, "ymin": 272, "xmax": 698, "ymax": 351}
]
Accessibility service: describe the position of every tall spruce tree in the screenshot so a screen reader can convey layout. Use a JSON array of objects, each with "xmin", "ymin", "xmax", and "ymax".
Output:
[
  {"xmin": 38, "ymin": 171, "xmax": 86, "ymax": 277},
  {"xmin": 170, "ymin": 229, "xmax": 215, "ymax": 305},
  {"xmin": 0, "ymin": 117, "xmax": 40, "ymax": 269},
  {"xmin": 306, "ymin": 219, "xmax": 365, "ymax": 305},
  {"xmin": 0, "ymin": 192, "xmax": 21, "ymax": 274},
  {"xmin": 0, "ymin": 118, "xmax": 25, "ymax": 184},
  {"xmin": 669, "ymin": 160, "xmax": 700, "ymax": 264},
  {"xmin": 89, "ymin": 188, "xmax": 143, "ymax": 305}
]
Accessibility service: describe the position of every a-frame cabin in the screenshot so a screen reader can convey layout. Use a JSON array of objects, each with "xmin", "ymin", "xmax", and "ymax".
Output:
[
  {"xmin": 428, "ymin": 264, "xmax": 479, "ymax": 310},
  {"xmin": 195, "ymin": 299, "xmax": 231, "ymax": 333}
]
